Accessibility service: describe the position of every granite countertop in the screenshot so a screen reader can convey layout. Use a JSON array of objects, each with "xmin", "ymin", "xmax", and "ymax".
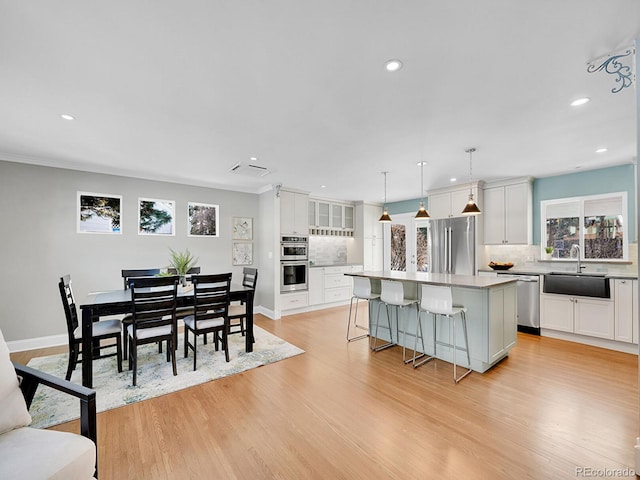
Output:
[
  {"xmin": 310, "ymin": 263, "xmax": 362, "ymax": 268},
  {"xmin": 348, "ymin": 270, "xmax": 517, "ymax": 289},
  {"xmin": 478, "ymin": 267, "xmax": 638, "ymax": 280}
]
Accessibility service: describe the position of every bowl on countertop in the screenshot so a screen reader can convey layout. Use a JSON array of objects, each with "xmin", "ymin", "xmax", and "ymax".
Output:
[{"xmin": 488, "ymin": 263, "xmax": 514, "ymax": 271}]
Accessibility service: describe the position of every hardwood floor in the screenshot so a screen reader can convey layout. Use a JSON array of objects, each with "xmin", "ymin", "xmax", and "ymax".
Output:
[{"xmin": 11, "ymin": 305, "xmax": 639, "ymax": 479}]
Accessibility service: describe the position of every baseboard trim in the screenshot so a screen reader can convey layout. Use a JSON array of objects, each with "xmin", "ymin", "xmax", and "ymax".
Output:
[
  {"xmin": 540, "ymin": 329, "xmax": 639, "ymax": 355},
  {"xmin": 7, "ymin": 334, "xmax": 68, "ymax": 353},
  {"xmin": 8, "ymin": 304, "xmax": 274, "ymax": 352}
]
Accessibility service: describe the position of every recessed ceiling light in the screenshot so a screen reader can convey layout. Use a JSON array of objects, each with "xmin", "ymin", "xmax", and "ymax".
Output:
[
  {"xmin": 450, "ymin": 177, "xmax": 457, "ymax": 182},
  {"xmin": 249, "ymin": 156, "xmax": 258, "ymax": 161},
  {"xmin": 595, "ymin": 148, "xmax": 608, "ymax": 153},
  {"xmin": 570, "ymin": 97, "xmax": 590, "ymax": 107},
  {"xmin": 385, "ymin": 59, "xmax": 403, "ymax": 72},
  {"xmin": 320, "ymin": 185, "xmax": 327, "ymax": 188},
  {"xmin": 60, "ymin": 114, "xmax": 75, "ymax": 120}
]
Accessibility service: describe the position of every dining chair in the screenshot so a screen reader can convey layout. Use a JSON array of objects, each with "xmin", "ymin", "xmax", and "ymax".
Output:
[
  {"xmin": 228, "ymin": 267, "xmax": 258, "ymax": 337},
  {"xmin": 121, "ymin": 268, "xmax": 161, "ymax": 290},
  {"xmin": 183, "ymin": 273, "xmax": 232, "ymax": 370},
  {"xmin": 59, "ymin": 274, "xmax": 123, "ymax": 381},
  {"xmin": 167, "ymin": 266, "xmax": 201, "ymax": 319},
  {"xmin": 127, "ymin": 275, "xmax": 179, "ymax": 386},
  {"xmin": 121, "ymin": 268, "xmax": 161, "ymax": 359}
]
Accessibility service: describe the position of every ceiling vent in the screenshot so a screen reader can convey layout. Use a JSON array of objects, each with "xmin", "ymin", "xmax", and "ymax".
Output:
[{"xmin": 228, "ymin": 162, "xmax": 271, "ymax": 178}]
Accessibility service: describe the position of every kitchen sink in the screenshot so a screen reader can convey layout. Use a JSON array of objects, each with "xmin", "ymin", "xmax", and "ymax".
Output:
[{"xmin": 543, "ymin": 272, "xmax": 610, "ymax": 298}]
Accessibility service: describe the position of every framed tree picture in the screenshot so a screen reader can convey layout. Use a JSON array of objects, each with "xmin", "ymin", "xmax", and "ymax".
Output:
[
  {"xmin": 188, "ymin": 202, "xmax": 219, "ymax": 237},
  {"xmin": 138, "ymin": 198, "xmax": 175, "ymax": 236},
  {"xmin": 232, "ymin": 216, "xmax": 253, "ymax": 240},
  {"xmin": 232, "ymin": 241, "xmax": 253, "ymax": 265},
  {"xmin": 77, "ymin": 192, "xmax": 122, "ymax": 234}
]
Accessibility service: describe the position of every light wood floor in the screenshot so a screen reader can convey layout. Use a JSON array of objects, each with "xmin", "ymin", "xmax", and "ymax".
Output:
[{"xmin": 11, "ymin": 305, "xmax": 639, "ymax": 479}]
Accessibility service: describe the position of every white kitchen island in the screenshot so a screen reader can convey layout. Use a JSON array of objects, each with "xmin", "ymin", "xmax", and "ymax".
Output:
[{"xmin": 346, "ymin": 271, "xmax": 518, "ymax": 373}]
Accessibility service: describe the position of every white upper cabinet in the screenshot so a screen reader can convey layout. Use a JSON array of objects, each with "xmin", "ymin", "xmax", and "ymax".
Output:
[
  {"xmin": 483, "ymin": 178, "xmax": 532, "ymax": 245},
  {"xmin": 309, "ymin": 198, "xmax": 354, "ymax": 235},
  {"xmin": 281, "ymin": 189, "xmax": 309, "ymax": 235},
  {"xmin": 428, "ymin": 183, "xmax": 481, "ymax": 219}
]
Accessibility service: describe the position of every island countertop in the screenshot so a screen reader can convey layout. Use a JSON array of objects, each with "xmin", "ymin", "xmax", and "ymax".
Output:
[{"xmin": 346, "ymin": 270, "xmax": 517, "ymax": 289}]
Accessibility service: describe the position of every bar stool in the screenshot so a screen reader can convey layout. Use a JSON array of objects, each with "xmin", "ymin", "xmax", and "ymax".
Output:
[
  {"xmin": 347, "ymin": 276, "xmax": 379, "ymax": 342},
  {"xmin": 372, "ymin": 280, "xmax": 424, "ymax": 364},
  {"xmin": 415, "ymin": 284, "xmax": 472, "ymax": 383}
]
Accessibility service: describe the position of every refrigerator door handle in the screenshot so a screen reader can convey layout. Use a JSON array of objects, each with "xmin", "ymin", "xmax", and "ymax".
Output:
[{"xmin": 446, "ymin": 226, "xmax": 452, "ymax": 273}]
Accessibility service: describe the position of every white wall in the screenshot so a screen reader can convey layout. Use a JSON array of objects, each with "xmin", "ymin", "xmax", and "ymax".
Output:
[{"xmin": 0, "ymin": 160, "xmax": 259, "ymax": 343}]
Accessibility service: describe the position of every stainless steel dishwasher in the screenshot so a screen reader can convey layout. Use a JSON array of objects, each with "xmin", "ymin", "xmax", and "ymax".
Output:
[{"xmin": 498, "ymin": 273, "xmax": 540, "ymax": 335}]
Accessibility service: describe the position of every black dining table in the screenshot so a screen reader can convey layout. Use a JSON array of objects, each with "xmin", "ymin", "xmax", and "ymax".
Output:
[{"xmin": 79, "ymin": 283, "xmax": 254, "ymax": 388}]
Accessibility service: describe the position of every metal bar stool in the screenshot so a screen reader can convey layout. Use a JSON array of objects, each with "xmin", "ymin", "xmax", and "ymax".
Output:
[
  {"xmin": 416, "ymin": 284, "xmax": 472, "ymax": 383},
  {"xmin": 347, "ymin": 276, "xmax": 379, "ymax": 342},
  {"xmin": 372, "ymin": 280, "xmax": 425, "ymax": 364}
]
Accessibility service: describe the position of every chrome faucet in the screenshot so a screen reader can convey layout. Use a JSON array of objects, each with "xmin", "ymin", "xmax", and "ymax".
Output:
[{"xmin": 571, "ymin": 244, "xmax": 585, "ymax": 273}]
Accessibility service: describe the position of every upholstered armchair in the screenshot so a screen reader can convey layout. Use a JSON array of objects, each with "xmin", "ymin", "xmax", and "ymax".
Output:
[{"xmin": 0, "ymin": 328, "xmax": 98, "ymax": 479}]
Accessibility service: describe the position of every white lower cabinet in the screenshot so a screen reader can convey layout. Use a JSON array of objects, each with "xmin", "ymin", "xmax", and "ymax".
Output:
[
  {"xmin": 308, "ymin": 268, "xmax": 325, "ymax": 306},
  {"xmin": 541, "ymin": 293, "xmax": 614, "ymax": 339},
  {"xmin": 324, "ymin": 266, "xmax": 355, "ymax": 303},
  {"xmin": 614, "ymin": 279, "xmax": 638, "ymax": 344},
  {"xmin": 280, "ymin": 291, "xmax": 308, "ymax": 311},
  {"xmin": 634, "ymin": 280, "xmax": 638, "ymax": 344},
  {"xmin": 307, "ymin": 265, "xmax": 363, "ymax": 307},
  {"xmin": 540, "ymin": 294, "xmax": 575, "ymax": 332},
  {"xmin": 574, "ymin": 297, "xmax": 614, "ymax": 339}
]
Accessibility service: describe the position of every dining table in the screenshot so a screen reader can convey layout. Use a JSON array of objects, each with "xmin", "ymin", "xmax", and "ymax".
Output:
[{"xmin": 79, "ymin": 283, "xmax": 254, "ymax": 388}]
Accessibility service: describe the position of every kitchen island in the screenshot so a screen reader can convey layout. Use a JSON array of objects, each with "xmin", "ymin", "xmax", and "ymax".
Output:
[{"xmin": 346, "ymin": 271, "xmax": 518, "ymax": 373}]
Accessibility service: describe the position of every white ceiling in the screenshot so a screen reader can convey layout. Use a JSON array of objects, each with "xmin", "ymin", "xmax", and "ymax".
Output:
[{"xmin": 1, "ymin": 1, "xmax": 638, "ymax": 203}]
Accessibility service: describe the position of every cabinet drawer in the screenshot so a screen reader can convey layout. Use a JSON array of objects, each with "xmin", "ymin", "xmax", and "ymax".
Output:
[
  {"xmin": 324, "ymin": 286, "xmax": 352, "ymax": 303},
  {"xmin": 280, "ymin": 292, "xmax": 309, "ymax": 310},
  {"xmin": 324, "ymin": 273, "xmax": 352, "ymax": 288},
  {"xmin": 324, "ymin": 266, "xmax": 353, "ymax": 275}
]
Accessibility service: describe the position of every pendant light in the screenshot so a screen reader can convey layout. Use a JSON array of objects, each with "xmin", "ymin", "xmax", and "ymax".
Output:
[
  {"xmin": 415, "ymin": 161, "xmax": 430, "ymax": 218},
  {"xmin": 379, "ymin": 171, "xmax": 392, "ymax": 223},
  {"xmin": 461, "ymin": 147, "xmax": 482, "ymax": 215}
]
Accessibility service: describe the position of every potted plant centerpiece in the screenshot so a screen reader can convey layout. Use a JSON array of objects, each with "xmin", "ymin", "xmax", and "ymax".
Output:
[
  {"xmin": 168, "ymin": 248, "xmax": 198, "ymax": 286},
  {"xmin": 544, "ymin": 246, "xmax": 554, "ymax": 260}
]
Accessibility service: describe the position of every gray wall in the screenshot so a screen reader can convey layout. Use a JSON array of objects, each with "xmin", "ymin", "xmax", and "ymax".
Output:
[{"xmin": 0, "ymin": 160, "xmax": 259, "ymax": 342}]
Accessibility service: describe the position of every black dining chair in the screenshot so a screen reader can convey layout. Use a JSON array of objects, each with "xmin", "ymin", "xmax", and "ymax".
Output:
[
  {"xmin": 228, "ymin": 268, "xmax": 258, "ymax": 338},
  {"xmin": 168, "ymin": 266, "xmax": 201, "ymax": 319},
  {"xmin": 183, "ymin": 273, "xmax": 232, "ymax": 370},
  {"xmin": 121, "ymin": 268, "xmax": 161, "ymax": 359},
  {"xmin": 59, "ymin": 274, "xmax": 123, "ymax": 381},
  {"xmin": 127, "ymin": 275, "xmax": 179, "ymax": 386},
  {"xmin": 121, "ymin": 268, "xmax": 161, "ymax": 290}
]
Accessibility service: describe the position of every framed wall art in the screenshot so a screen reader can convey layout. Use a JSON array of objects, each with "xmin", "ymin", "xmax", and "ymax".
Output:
[
  {"xmin": 232, "ymin": 241, "xmax": 253, "ymax": 265},
  {"xmin": 232, "ymin": 216, "xmax": 253, "ymax": 240},
  {"xmin": 77, "ymin": 192, "xmax": 122, "ymax": 234},
  {"xmin": 138, "ymin": 198, "xmax": 175, "ymax": 236},
  {"xmin": 188, "ymin": 202, "xmax": 219, "ymax": 237}
]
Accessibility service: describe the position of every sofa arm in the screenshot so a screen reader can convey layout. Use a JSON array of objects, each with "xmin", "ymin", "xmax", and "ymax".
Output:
[{"xmin": 12, "ymin": 362, "xmax": 97, "ymax": 446}]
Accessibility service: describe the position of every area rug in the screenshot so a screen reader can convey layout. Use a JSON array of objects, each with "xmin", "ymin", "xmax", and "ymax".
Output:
[{"xmin": 26, "ymin": 326, "xmax": 304, "ymax": 429}]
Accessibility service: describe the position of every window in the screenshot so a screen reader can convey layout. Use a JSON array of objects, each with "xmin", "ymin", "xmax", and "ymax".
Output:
[{"xmin": 541, "ymin": 192, "xmax": 627, "ymax": 261}]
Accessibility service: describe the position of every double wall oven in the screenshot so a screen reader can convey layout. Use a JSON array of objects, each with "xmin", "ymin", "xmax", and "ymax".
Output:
[{"xmin": 280, "ymin": 235, "xmax": 308, "ymax": 292}]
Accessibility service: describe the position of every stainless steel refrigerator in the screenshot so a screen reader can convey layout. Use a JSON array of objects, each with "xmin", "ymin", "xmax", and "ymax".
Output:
[{"xmin": 425, "ymin": 216, "xmax": 476, "ymax": 275}]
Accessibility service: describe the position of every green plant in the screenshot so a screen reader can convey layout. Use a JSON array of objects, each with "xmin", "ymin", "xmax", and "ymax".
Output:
[
  {"xmin": 168, "ymin": 248, "xmax": 198, "ymax": 276},
  {"xmin": 544, "ymin": 246, "xmax": 554, "ymax": 254}
]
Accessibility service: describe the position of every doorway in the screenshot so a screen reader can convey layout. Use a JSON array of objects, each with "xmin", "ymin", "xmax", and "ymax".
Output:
[{"xmin": 383, "ymin": 213, "xmax": 430, "ymax": 273}]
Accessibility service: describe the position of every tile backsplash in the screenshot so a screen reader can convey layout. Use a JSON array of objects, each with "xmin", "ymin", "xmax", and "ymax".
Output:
[{"xmin": 309, "ymin": 236, "xmax": 348, "ymax": 265}]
